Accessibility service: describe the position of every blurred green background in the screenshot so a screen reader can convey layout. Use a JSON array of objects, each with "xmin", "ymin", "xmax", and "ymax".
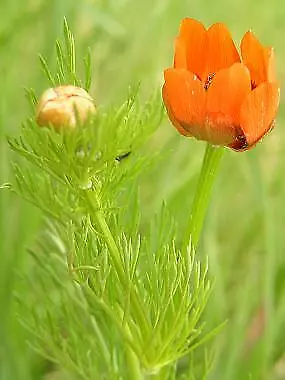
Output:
[{"xmin": 1, "ymin": 0, "xmax": 285, "ymax": 379}]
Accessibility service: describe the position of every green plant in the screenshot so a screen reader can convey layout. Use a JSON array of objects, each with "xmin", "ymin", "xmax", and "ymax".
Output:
[{"xmin": 6, "ymin": 19, "xmax": 222, "ymax": 379}]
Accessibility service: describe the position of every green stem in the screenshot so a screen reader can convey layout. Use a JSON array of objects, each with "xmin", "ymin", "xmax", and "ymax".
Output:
[
  {"xmin": 86, "ymin": 191, "xmax": 144, "ymax": 380},
  {"xmin": 125, "ymin": 339, "xmax": 143, "ymax": 380},
  {"xmin": 148, "ymin": 366, "xmax": 170, "ymax": 379},
  {"xmin": 183, "ymin": 143, "xmax": 224, "ymax": 250}
]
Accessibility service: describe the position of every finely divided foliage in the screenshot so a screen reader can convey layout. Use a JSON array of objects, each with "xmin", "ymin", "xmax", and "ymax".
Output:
[{"xmin": 9, "ymin": 20, "xmax": 217, "ymax": 379}]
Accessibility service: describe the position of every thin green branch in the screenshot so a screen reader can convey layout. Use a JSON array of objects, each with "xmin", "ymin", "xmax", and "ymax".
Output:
[{"xmin": 85, "ymin": 189, "xmax": 149, "ymax": 377}]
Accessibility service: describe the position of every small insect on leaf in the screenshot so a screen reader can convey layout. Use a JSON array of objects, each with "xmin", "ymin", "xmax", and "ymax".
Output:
[{"xmin": 115, "ymin": 151, "xmax": 131, "ymax": 162}]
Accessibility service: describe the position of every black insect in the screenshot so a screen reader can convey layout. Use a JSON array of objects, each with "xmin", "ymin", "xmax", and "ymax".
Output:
[{"xmin": 115, "ymin": 151, "xmax": 131, "ymax": 162}]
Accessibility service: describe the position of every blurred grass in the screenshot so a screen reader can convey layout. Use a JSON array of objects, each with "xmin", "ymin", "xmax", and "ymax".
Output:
[{"xmin": 1, "ymin": 0, "xmax": 285, "ymax": 379}]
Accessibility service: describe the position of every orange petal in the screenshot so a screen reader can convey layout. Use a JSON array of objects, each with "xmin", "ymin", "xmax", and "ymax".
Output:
[
  {"xmin": 202, "ymin": 23, "xmax": 240, "ymax": 82},
  {"xmin": 162, "ymin": 86, "xmax": 189, "ymax": 136},
  {"xmin": 241, "ymin": 31, "xmax": 276, "ymax": 87},
  {"xmin": 206, "ymin": 63, "xmax": 251, "ymax": 125},
  {"xmin": 162, "ymin": 68, "xmax": 206, "ymax": 137},
  {"xmin": 204, "ymin": 63, "xmax": 251, "ymax": 146},
  {"xmin": 239, "ymin": 82, "xmax": 280, "ymax": 148},
  {"xmin": 175, "ymin": 18, "xmax": 207, "ymax": 79},
  {"xmin": 173, "ymin": 38, "xmax": 188, "ymax": 69}
]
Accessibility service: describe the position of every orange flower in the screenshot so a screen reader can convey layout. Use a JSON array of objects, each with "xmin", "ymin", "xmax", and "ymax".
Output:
[{"xmin": 162, "ymin": 18, "xmax": 280, "ymax": 151}]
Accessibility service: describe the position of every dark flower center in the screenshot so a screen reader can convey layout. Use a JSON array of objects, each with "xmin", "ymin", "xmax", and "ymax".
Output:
[
  {"xmin": 251, "ymin": 80, "xmax": 257, "ymax": 90},
  {"xmin": 204, "ymin": 73, "xmax": 215, "ymax": 90}
]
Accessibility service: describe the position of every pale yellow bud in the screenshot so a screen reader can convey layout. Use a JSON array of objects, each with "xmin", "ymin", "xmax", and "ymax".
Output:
[{"xmin": 36, "ymin": 85, "xmax": 96, "ymax": 129}]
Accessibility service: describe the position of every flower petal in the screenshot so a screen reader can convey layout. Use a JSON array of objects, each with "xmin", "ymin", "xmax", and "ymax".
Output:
[
  {"xmin": 239, "ymin": 82, "xmax": 280, "ymax": 148},
  {"xmin": 241, "ymin": 31, "xmax": 276, "ymax": 87},
  {"xmin": 204, "ymin": 63, "xmax": 251, "ymax": 146},
  {"xmin": 202, "ymin": 23, "xmax": 240, "ymax": 82},
  {"xmin": 173, "ymin": 38, "xmax": 188, "ymax": 70},
  {"xmin": 162, "ymin": 68, "xmax": 206, "ymax": 137},
  {"xmin": 207, "ymin": 63, "xmax": 251, "ymax": 123},
  {"xmin": 174, "ymin": 18, "xmax": 207, "ymax": 79}
]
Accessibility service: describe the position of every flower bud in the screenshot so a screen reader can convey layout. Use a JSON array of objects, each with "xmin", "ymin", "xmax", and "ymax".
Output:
[{"xmin": 36, "ymin": 85, "xmax": 96, "ymax": 129}]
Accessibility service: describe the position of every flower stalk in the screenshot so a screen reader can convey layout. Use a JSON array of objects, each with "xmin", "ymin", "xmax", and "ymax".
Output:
[{"xmin": 183, "ymin": 143, "xmax": 224, "ymax": 250}]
